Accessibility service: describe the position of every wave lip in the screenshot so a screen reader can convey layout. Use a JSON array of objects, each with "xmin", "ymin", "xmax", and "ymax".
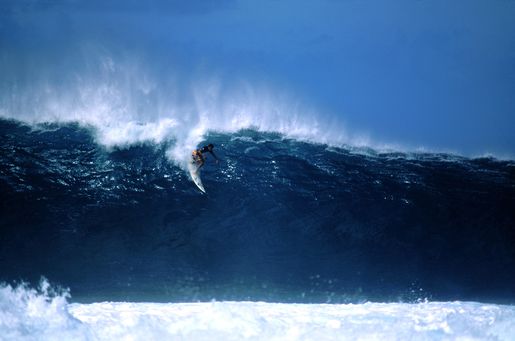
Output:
[{"xmin": 0, "ymin": 45, "xmax": 364, "ymax": 164}]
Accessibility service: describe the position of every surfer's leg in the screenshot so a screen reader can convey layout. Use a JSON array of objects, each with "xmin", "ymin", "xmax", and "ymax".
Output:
[{"xmin": 197, "ymin": 160, "xmax": 205, "ymax": 170}]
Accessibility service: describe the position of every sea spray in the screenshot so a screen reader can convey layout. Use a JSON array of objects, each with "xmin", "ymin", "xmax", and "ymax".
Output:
[{"xmin": 0, "ymin": 279, "xmax": 91, "ymax": 340}]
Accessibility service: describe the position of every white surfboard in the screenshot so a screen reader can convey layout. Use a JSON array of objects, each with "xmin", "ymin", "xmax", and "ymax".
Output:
[{"xmin": 188, "ymin": 162, "xmax": 206, "ymax": 193}]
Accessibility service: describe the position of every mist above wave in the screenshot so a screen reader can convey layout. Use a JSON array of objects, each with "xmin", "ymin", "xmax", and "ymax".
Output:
[{"xmin": 0, "ymin": 46, "xmax": 368, "ymax": 168}]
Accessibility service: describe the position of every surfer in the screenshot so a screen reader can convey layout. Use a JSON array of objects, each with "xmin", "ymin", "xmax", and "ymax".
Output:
[{"xmin": 192, "ymin": 143, "xmax": 219, "ymax": 170}]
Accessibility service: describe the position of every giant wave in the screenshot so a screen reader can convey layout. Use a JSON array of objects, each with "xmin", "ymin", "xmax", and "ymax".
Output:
[
  {"xmin": 1, "ymin": 118, "xmax": 515, "ymax": 340},
  {"xmin": 1, "ymin": 118, "xmax": 514, "ymax": 301}
]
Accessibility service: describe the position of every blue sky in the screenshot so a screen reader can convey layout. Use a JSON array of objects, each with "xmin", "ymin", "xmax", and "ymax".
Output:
[{"xmin": 1, "ymin": 0, "xmax": 515, "ymax": 156}]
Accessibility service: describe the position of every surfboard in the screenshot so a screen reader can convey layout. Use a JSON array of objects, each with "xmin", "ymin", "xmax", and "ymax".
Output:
[{"xmin": 188, "ymin": 162, "xmax": 206, "ymax": 193}]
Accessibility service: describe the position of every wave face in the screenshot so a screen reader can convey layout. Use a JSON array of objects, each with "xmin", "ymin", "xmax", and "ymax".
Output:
[{"xmin": 1, "ymin": 119, "xmax": 515, "ymax": 303}]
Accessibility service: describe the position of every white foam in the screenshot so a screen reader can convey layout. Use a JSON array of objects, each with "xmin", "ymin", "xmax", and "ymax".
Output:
[
  {"xmin": 0, "ymin": 280, "xmax": 92, "ymax": 340},
  {"xmin": 68, "ymin": 300, "xmax": 515, "ymax": 340},
  {"xmin": 1, "ymin": 281, "xmax": 514, "ymax": 340}
]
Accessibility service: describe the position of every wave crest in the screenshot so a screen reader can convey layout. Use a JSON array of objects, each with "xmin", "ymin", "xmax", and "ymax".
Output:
[{"xmin": 0, "ymin": 48, "xmax": 361, "ymax": 166}]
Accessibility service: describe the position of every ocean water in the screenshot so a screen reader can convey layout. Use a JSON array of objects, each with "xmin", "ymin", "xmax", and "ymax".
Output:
[{"xmin": 1, "ymin": 118, "xmax": 514, "ymax": 340}]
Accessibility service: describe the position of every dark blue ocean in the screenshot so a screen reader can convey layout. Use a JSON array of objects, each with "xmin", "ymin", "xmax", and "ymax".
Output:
[{"xmin": 1, "ymin": 118, "xmax": 514, "ymax": 305}]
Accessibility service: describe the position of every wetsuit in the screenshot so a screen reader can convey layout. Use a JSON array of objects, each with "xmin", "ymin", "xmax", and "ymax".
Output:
[{"xmin": 192, "ymin": 145, "xmax": 219, "ymax": 166}]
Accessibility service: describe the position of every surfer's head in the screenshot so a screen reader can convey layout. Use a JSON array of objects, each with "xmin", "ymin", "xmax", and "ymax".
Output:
[{"xmin": 208, "ymin": 143, "xmax": 214, "ymax": 150}]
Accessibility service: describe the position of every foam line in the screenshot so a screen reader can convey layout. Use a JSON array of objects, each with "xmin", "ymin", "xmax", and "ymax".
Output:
[{"xmin": 1, "ymin": 280, "xmax": 514, "ymax": 340}]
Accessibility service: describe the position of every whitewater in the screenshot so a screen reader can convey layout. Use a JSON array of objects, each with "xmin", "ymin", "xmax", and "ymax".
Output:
[
  {"xmin": 1, "ymin": 279, "xmax": 514, "ymax": 341},
  {"xmin": 1, "ymin": 116, "xmax": 515, "ymax": 340}
]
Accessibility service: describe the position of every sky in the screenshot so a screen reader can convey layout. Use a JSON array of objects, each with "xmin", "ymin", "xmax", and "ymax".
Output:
[{"xmin": 1, "ymin": 0, "xmax": 515, "ymax": 156}]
